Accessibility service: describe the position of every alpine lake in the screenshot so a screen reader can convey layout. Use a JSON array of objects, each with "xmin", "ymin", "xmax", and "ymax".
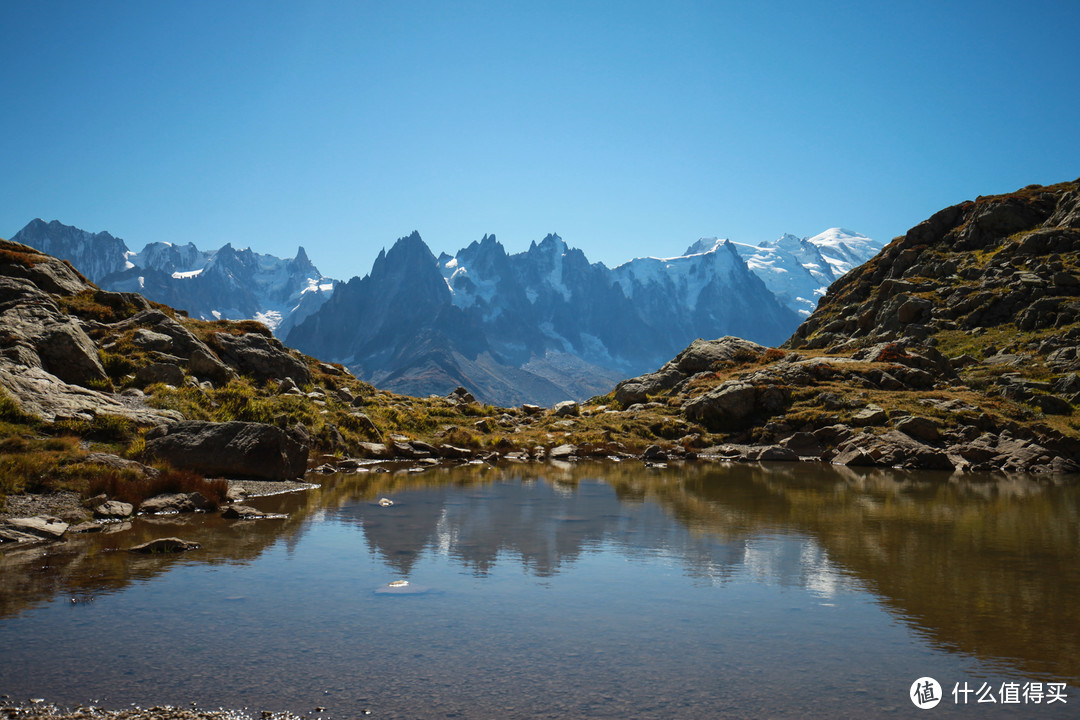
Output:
[{"xmin": 1, "ymin": 460, "xmax": 1077, "ymax": 720}]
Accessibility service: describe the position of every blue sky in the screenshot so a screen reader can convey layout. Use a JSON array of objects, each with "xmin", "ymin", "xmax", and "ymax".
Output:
[{"xmin": 2, "ymin": 0, "xmax": 1078, "ymax": 279}]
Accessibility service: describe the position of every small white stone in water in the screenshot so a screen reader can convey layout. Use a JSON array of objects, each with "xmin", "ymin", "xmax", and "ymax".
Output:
[
  {"xmin": 388, "ymin": 580, "xmax": 409, "ymax": 588},
  {"xmin": 378, "ymin": 498, "xmax": 394, "ymax": 506}
]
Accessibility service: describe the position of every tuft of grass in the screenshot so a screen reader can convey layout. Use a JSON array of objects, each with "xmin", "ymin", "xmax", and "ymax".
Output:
[
  {"xmin": 0, "ymin": 388, "xmax": 37, "ymax": 426},
  {"xmin": 51, "ymin": 414, "xmax": 134, "ymax": 443}
]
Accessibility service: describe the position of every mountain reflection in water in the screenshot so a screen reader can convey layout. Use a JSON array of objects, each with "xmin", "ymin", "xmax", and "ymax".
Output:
[{"xmin": 0, "ymin": 462, "xmax": 1076, "ymax": 719}]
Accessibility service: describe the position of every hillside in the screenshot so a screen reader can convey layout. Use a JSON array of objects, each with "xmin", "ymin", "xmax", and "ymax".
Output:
[{"xmin": 608, "ymin": 178, "xmax": 1080, "ymax": 473}]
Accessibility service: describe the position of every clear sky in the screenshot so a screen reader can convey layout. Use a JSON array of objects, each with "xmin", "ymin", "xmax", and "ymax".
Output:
[{"xmin": 2, "ymin": 0, "xmax": 1078, "ymax": 279}]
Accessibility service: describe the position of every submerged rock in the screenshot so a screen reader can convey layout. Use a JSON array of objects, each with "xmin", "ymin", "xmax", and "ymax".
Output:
[{"xmin": 140, "ymin": 492, "xmax": 212, "ymax": 514}]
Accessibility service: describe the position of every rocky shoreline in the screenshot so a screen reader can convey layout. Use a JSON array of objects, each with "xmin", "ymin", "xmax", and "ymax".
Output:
[{"xmin": 0, "ymin": 699, "xmax": 317, "ymax": 720}]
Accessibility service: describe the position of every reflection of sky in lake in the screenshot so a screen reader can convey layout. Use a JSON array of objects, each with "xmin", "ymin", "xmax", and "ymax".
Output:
[{"xmin": 0, "ymin": 465, "xmax": 1076, "ymax": 719}]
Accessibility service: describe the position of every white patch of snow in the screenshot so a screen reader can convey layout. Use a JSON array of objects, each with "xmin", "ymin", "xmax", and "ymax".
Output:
[
  {"xmin": 137, "ymin": 276, "xmax": 144, "ymax": 289},
  {"xmin": 254, "ymin": 310, "xmax": 283, "ymax": 331},
  {"xmin": 211, "ymin": 310, "xmax": 221, "ymax": 319},
  {"xmin": 171, "ymin": 269, "xmax": 204, "ymax": 279},
  {"xmin": 124, "ymin": 261, "xmax": 134, "ymax": 270}
]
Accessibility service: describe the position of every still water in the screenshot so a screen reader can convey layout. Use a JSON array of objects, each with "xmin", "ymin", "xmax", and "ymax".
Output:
[{"xmin": 1, "ymin": 461, "xmax": 1077, "ymax": 719}]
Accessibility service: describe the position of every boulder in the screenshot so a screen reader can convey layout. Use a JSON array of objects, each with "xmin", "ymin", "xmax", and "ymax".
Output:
[
  {"xmin": 671, "ymin": 337, "xmax": 766, "ymax": 374},
  {"xmin": 94, "ymin": 501, "xmax": 134, "ymax": 519},
  {"xmin": 129, "ymin": 328, "xmax": 175, "ymax": 352},
  {"xmin": 187, "ymin": 347, "xmax": 235, "ymax": 386},
  {"xmin": 549, "ymin": 444, "xmax": 577, "ymax": 460},
  {"xmin": 552, "ymin": 400, "xmax": 579, "ymax": 417},
  {"xmin": 641, "ymin": 444, "xmax": 668, "ymax": 462},
  {"xmin": 4, "ymin": 516, "xmax": 68, "ymax": 539},
  {"xmin": 613, "ymin": 337, "xmax": 766, "ymax": 408},
  {"xmin": 145, "ymin": 420, "xmax": 309, "ymax": 480},
  {"xmin": 212, "ymin": 332, "xmax": 311, "ymax": 385},
  {"xmin": 356, "ymin": 441, "xmax": 392, "ymax": 459},
  {"xmin": 895, "ymin": 416, "xmax": 940, "ymax": 442},
  {"xmin": 107, "ymin": 310, "xmax": 208, "ymax": 358},
  {"xmin": 755, "ymin": 445, "xmax": 800, "ymax": 462},
  {"xmin": 446, "ymin": 386, "xmax": 476, "ymax": 405},
  {"xmin": 779, "ymin": 432, "xmax": 824, "ymax": 457},
  {"xmin": 833, "ymin": 430, "xmax": 954, "ymax": 470},
  {"xmin": 134, "ymin": 362, "xmax": 185, "ymax": 387},
  {"xmin": 129, "ymin": 537, "xmax": 199, "ymax": 554},
  {"xmin": 682, "ymin": 382, "xmax": 757, "ymax": 430},
  {"xmin": 349, "ymin": 412, "xmax": 380, "ymax": 435},
  {"xmin": 852, "ymin": 405, "xmax": 889, "ymax": 426}
]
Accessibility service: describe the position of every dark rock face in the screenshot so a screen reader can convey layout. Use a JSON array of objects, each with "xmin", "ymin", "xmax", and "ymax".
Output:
[{"xmin": 145, "ymin": 421, "xmax": 309, "ymax": 480}]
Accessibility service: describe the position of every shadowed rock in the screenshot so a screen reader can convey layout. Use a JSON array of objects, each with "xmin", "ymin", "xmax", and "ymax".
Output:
[{"xmin": 145, "ymin": 420, "xmax": 308, "ymax": 480}]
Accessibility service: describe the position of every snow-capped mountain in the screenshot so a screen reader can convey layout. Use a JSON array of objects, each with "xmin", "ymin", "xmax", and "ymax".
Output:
[
  {"xmin": 730, "ymin": 228, "xmax": 884, "ymax": 315},
  {"xmin": 10, "ymin": 219, "xmax": 335, "ymax": 335},
  {"xmin": 11, "ymin": 218, "xmax": 881, "ymax": 405},
  {"xmin": 288, "ymin": 232, "xmax": 804, "ymax": 405}
]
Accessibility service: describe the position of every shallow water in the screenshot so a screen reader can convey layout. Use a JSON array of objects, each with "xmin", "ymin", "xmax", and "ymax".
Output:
[{"xmin": 1, "ymin": 461, "xmax": 1077, "ymax": 718}]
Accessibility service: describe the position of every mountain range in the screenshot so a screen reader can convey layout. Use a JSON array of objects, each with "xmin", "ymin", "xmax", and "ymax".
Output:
[
  {"xmin": 11, "ymin": 219, "xmax": 882, "ymax": 405},
  {"xmin": 10, "ymin": 219, "xmax": 335, "ymax": 338},
  {"xmin": 284, "ymin": 228, "xmax": 881, "ymax": 405}
]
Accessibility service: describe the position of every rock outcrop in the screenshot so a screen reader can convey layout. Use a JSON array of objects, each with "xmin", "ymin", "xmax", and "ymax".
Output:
[
  {"xmin": 613, "ymin": 337, "xmax": 766, "ymax": 408},
  {"xmin": 211, "ymin": 331, "xmax": 311, "ymax": 386}
]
